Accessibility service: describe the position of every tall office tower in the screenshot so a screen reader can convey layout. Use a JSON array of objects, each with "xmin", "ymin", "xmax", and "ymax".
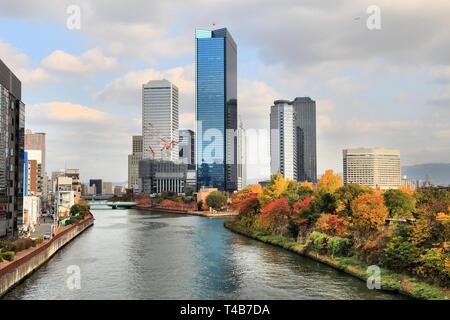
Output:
[
  {"xmin": 269, "ymin": 98, "xmax": 317, "ymax": 182},
  {"xmin": 25, "ymin": 130, "xmax": 46, "ymax": 178},
  {"xmin": 196, "ymin": 28, "xmax": 238, "ymax": 192},
  {"xmin": 142, "ymin": 79, "xmax": 179, "ymax": 161},
  {"xmin": 292, "ymin": 97, "xmax": 317, "ymax": 183},
  {"xmin": 128, "ymin": 135, "xmax": 143, "ymax": 192},
  {"xmin": 89, "ymin": 179, "xmax": 102, "ymax": 195},
  {"xmin": 237, "ymin": 118, "xmax": 247, "ymax": 190},
  {"xmin": 270, "ymin": 100, "xmax": 297, "ymax": 180},
  {"xmin": 343, "ymin": 148, "xmax": 401, "ymax": 190},
  {"xmin": 179, "ymin": 129, "xmax": 195, "ymax": 167},
  {"xmin": 0, "ymin": 59, "xmax": 25, "ymax": 239}
]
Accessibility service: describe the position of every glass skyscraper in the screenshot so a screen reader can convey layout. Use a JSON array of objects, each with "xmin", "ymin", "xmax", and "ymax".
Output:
[{"xmin": 195, "ymin": 28, "xmax": 237, "ymax": 192}]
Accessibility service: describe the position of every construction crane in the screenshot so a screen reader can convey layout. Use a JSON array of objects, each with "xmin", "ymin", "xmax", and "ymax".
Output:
[{"xmin": 143, "ymin": 122, "xmax": 177, "ymax": 159}]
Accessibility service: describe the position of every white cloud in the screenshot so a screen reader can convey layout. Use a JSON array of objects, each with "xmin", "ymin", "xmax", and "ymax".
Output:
[
  {"xmin": 41, "ymin": 48, "xmax": 119, "ymax": 74},
  {"xmin": 0, "ymin": 41, "xmax": 51, "ymax": 85}
]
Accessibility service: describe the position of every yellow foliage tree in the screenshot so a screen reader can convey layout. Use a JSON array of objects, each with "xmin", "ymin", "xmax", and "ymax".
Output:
[
  {"xmin": 300, "ymin": 180, "xmax": 314, "ymax": 190},
  {"xmin": 259, "ymin": 172, "xmax": 290, "ymax": 206},
  {"xmin": 351, "ymin": 193, "xmax": 388, "ymax": 234},
  {"xmin": 317, "ymin": 169, "xmax": 343, "ymax": 194}
]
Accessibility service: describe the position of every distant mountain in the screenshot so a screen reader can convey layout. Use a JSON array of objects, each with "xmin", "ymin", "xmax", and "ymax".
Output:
[{"xmin": 402, "ymin": 163, "xmax": 450, "ymax": 186}]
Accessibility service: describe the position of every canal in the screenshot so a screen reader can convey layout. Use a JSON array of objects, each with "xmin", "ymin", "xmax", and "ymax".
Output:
[{"xmin": 3, "ymin": 209, "xmax": 405, "ymax": 300}]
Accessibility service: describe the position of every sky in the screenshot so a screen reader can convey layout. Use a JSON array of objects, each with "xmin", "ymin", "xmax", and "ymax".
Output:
[{"xmin": 0, "ymin": 0, "xmax": 449, "ymax": 183}]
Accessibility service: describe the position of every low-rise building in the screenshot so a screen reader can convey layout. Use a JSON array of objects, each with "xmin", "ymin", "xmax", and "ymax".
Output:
[
  {"xmin": 139, "ymin": 159, "xmax": 187, "ymax": 194},
  {"xmin": 55, "ymin": 176, "xmax": 75, "ymax": 220},
  {"xmin": 22, "ymin": 196, "xmax": 41, "ymax": 235}
]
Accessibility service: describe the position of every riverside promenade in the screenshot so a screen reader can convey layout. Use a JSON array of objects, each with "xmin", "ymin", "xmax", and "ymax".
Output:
[{"xmin": 0, "ymin": 212, "xmax": 95, "ymax": 297}]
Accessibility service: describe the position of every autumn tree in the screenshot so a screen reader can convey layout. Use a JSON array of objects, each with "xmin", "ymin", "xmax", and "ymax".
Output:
[
  {"xmin": 351, "ymin": 193, "xmax": 388, "ymax": 236},
  {"xmin": 234, "ymin": 193, "xmax": 261, "ymax": 216},
  {"xmin": 335, "ymin": 184, "xmax": 372, "ymax": 216},
  {"xmin": 383, "ymin": 189, "xmax": 416, "ymax": 219},
  {"xmin": 410, "ymin": 190, "xmax": 450, "ymax": 246},
  {"xmin": 260, "ymin": 197, "xmax": 290, "ymax": 234},
  {"xmin": 315, "ymin": 214, "xmax": 350, "ymax": 237},
  {"xmin": 259, "ymin": 173, "xmax": 289, "ymax": 206},
  {"xmin": 317, "ymin": 169, "xmax": 343, "ymax": 194},
  {"xmin": 206, "ymin": 191, "xmax": 227, "ymax": 210}
]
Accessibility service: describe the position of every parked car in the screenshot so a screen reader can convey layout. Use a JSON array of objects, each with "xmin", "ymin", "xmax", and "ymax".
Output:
[{"xmin": 43, "ymin": 232, "xmax": 51, "ymax": 240}]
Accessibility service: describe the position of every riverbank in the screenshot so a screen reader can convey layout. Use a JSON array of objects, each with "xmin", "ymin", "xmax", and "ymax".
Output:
[
  {"xmin": 224, "ymin": 219, "xmax": 450, "ymax": 300},
  {"xmin": 0, "ymin": 212, "xmax": 94, "ymax": 298},
  {"xmin": 137, "ymin": 206, "xmax": 238, "ymax": 217}
]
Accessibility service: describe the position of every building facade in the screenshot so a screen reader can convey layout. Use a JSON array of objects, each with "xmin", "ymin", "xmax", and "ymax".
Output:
[
  {"xmin": 128, "ymin": 135, "xmax": 143, "ymax": 192},
  {"xmin": 102, "ymin": 181, "xmax": 113, "ymax": 195},
  {"xmin": 270, "ymin": 100, "xmax": 297, "ymax": 180},
  {"xmin": 343, "ymin": 148, "xmax": 401, "ymax": 190},
  {"xmin": 25, "ymin": 130, "xmax": 46, "ymax": 180},
  {"xmin": 179, "ymin": 129, "xmax": 195, "ymax": 167},
  {"xmin": 142, "ymin": 79, "xmax": 179, "ymax": 161},
  {"xmin": 139, "ymin": 159, "xmax": 187, "ymax": 194},
  {"xmin": 89, "ymin": 179, "xmax": 102, "ymax": 195},
  {"xmin": 292, "ymin": 97, "xmax": 317, "ymax": 183},
  {"xmin": 237, "ymin": 122, "xmax": 247, "ymax": 190},
  {"xmin": 196, "ymin": 28, "xmax": 238, "ymax": 192},
  {"xmin": 270, "ymin": 98, "xmax": 317, "ymax": 183},
  {"xmin": 0, "ymin": 59, "xmax": 25, "ymax": 239}
]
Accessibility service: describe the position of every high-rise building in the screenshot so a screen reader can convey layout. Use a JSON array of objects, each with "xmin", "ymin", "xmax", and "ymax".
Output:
[
  {"xmin": 128, "ymin": 135, "xmax": 143, "ymax": 192},
  {"xmin": 0, "ymin": 59, "xmax": 25, "ymax": 239},
  {"xmin": 196, "ymin": 28, "xmax": 238, "ymax": 192},
  {"xmin": 343, "ymin": 148, "xmax": 401, "ymax": 190},
  {"xmin": 292, "ymin": 97, "xmax": 317, "ymax": 183},
  {"xmin": 179, "ymin": 129, "xmax": 195, "ymax": 167},
  {"xmin": 270, "ymin": 98, "xmax": 317, "ymax": 182},
  {"xmin": 89, "ymin": 179, "xmax": 102, "ymax": 195},
  {"xmin": 237, "ymin": 119, "xmax": 247, "ymax": 190},
  {"xmin": 142, "ymin": 79, "xmax": 179, "ymax": 161},
  {"xmin": 270, "ymin": 100, "xmax": 297, "ymax": 180}
]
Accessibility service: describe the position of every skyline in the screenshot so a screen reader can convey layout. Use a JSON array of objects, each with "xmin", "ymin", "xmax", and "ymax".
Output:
[{"xmin": 1, "ymin": 1, "xmax": 449, "ymax": 182}]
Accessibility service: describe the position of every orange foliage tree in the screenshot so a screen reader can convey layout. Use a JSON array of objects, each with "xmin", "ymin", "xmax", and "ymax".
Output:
[
  {"xmin": 317, "ymin": 169, "xmax": 343, "ymax": 194},
  {"xmin": 234, "ymin": 193, "xmax": 261, "ymax": 216},
  {"xmin": 351, "ymin": 193, "xmax": 388, "ymax": 235},
  {"xmin": 315, "ymin": 214, "xmax": 350, "ymax": 237},
  {"xmin": 260, "ymin": 197, "xmax": 290, "ymax": 234},
  {"xmin": 136, "ymin": 195, "xmax": 151, "ymax": 207}
]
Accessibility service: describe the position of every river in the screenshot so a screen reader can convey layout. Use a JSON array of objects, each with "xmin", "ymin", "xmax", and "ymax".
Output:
[{"xmin": 3, "ymin": 209, "xmax": 405, "ymax": 300}]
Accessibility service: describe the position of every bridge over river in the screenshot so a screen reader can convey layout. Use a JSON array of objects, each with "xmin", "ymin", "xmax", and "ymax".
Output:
[{"xmin": 88, "ymin": 201, "xmax": 137, "ymax": 209}]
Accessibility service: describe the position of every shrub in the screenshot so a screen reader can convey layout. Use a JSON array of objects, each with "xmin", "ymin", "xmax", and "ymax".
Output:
[
  {"xmin": 307, "ymin": 231, "xmax": 329, "ymax": 254},
  {"xmin": 0, "ymin": 241, "xmax": 15, "ymax": 252},
  {"xmin": 381, "ymin": 236, "xmax": 419, "ymax": 272},
  {"xmin": 12, "ymin": 238, "xmax": 35, "ymax": 252},
  {"xmin": 414, "ymin": 248, "xmax": 450, "ymax": 288},
  {"xmin": 328, "ymin": 236, "xmax": 352, "ymax": 257},
  {"xmin": 2, "ymin": 251, "xmax": 15, "ymax": 262},
  {"xmin": 33, "ymin": 237, "xmax": 44, "ymax": 246}
]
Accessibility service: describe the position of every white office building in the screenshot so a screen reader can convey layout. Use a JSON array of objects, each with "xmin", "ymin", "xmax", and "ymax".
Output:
[
  {"xmin": 237, "ymin": 123, "xmax": 247, "ymax": 190},
  {"xmin": 142, "ymin": 79, "xmax": 179, "ymax": 162},
  {"xmin": 343, "ymin": 148, "xmax": 401, "ymax": 190},
  {"xmin": 270, "ymin": 100, "xmax": 297, "ymax": 180}
]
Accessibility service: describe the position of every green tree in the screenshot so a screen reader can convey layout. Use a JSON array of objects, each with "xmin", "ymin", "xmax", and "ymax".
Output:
[
  {"xmin": 206, "ymin": 191, "xmax": 227, "ymax": 210},
  {"xmin": 384, "ymin": 189, "xmax": 416, "ymax": 218}
]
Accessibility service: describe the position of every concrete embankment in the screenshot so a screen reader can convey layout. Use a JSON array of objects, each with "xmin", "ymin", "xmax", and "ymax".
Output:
[{"xmin": 0, "ymin": 213, "xmax": 94, "ymax": 297}]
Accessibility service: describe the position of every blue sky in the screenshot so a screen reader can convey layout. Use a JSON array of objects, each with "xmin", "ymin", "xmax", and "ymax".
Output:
[{"xmin": 0, "ymin": 0, "xmax": 449, "ymax": 183}]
